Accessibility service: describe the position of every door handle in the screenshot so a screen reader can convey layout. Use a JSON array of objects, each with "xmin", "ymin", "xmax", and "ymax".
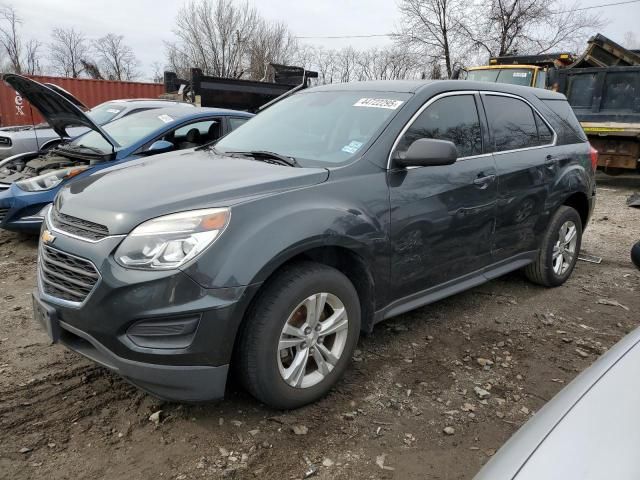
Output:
[{"xmin": 473, "ymin": 174, "xmax": 496, "ymax": 188}]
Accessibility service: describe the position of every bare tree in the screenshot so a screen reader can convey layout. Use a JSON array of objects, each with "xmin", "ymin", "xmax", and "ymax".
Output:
[
  {"xmin": 0, "ymin": 5, "xmax": 23, "ymax": 73},
  {"xmin": 462, "ymin": 0, "xmax": 605, "ymax": 57},
  {"xmin": 80, "ymin": 59, "xmax": 104, "ymax": 79},
  {"xmin": 297, "ymin": 45, "xmax": 421, "ymax": 85},
  {"xmin": 93, "ymin": 33, "xmax": 140, "ymax": 80},
  {"xmin": 623, "ymin": 31, "xmax": 640, "ymax": 50},
  {"xmin": 50, "ymin": 27, "xmax": 88, "ymax": 77},
  {"xmin": 395, "ymin": 0, "xmax": 468, "ymax": 78},
  {"xmin": 169, "ymin": 0, "xmax": 259, "ymax": 78},
  {"xmin": 313, "ymin": 48, "xmax": 338, "ymax": 84},
  {"xmin": 150, "ymin": 61, "xmax": 164, "ymax": 83},
  {"xmin": 24, "ymin": 38, "xmax": 43, "ymax": 74},
  {"xmin": 247, "ymin": 20, "xmax": 298, "ymax": 80}
]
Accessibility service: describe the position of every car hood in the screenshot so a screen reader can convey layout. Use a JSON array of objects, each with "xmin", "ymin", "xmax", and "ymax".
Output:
[
  {"xmin": 55, "ymin": 149, "xmax": 330, "ymax": 234},
  {"xmin": 2, "ymin": 74, "xmax": 117, "ymax": 148}
]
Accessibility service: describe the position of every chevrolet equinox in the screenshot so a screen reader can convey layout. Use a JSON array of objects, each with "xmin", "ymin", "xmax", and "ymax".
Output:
[{"xmin": 32, "ymin": 80, "xmax": 596, "ymax": 409}]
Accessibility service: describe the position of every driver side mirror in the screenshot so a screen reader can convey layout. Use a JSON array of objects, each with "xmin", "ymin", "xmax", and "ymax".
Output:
[
  {"xmin": 146, "ymin": 140, "xmax": 174, "ymax": 154},
  {"xmin": 394, "ymin": 138, "xmax": 458, "ymax": 168}
]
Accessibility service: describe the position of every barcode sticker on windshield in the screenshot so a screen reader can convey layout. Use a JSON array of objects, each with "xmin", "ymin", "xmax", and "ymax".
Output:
[
  {"xmin": 158, "ymin": 114, "xmax": 174, "ymax": 123},
  {"xmin": 513, "ymin": 72, "xmax": 528, "ymax": 78},
  {"xmin": 342, "ymin": 140, "xmax": 364, "ymax": 154},
  {"xmin": 353, "ymin": 98, "xmax": 404, "ymax": 110},
  {"xmin": 106, "ymin": 108, "xmax": 120, "ymax": 113}
]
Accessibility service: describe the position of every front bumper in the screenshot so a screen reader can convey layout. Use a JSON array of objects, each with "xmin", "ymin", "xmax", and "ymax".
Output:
[
  {"xmin": 33, "ymin": 222, "xmax": 260, "ymax": 402},
  {"xmin": 0, "ymin": 184, "xmax": 52, "ymax": 232},
  {"xmin": 34, "ymin": 289, "xmax": 229, "ymax": 401}
]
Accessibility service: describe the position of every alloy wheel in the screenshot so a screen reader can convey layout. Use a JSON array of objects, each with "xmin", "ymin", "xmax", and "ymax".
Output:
[
  {"xmin": 277, "ymin": 292, "xmax": 349, "ymax": 389},
  {"xmin": 552, "ymin": 220, "xmax": 578, "ymax": 275}
]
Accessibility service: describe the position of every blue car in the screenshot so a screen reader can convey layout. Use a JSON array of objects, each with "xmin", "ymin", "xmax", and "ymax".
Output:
[{"xmin": 0, "ymin": 75, "xmax": 253, "ymax": 232}]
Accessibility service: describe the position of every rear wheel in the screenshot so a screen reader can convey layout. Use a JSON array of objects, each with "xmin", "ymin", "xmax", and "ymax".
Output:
[
  {"xmin": 525, "ymin": 206, "xmax": 582, "ymax": 287},
  {"xmin": 237, "ymin": 262, "xmax": 360, "ymax": 409}
]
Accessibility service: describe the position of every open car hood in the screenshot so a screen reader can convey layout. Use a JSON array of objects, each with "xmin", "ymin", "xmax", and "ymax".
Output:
[{"xmin": 2, "ymin": 74, "xmax": 118, "ymax": 149}]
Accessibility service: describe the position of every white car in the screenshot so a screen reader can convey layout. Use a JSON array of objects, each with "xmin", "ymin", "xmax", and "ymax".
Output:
[{"xmin": 474, "ymin": 326, "xmax": 640, "ymax": 480}]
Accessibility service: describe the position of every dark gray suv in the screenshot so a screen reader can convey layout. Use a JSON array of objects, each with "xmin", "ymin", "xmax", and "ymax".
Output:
[{"xmin": 32, "ymin": 80, "xmax": 596, "ymax": 409}]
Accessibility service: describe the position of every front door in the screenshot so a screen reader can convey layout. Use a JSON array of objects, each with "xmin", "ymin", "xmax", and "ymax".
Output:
[{"xmin": 388, "ymin": 93, "xmax": 497, "ymax": 300}]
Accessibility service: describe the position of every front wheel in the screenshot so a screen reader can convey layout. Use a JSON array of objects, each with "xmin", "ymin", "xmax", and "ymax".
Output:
[
  {"xmin": 237, "ymin": 262, "xmax": 361, "ymax": 409},
  {"xmin": 525, "ymin": 206, "xmax": 582, "ymax": 287}
]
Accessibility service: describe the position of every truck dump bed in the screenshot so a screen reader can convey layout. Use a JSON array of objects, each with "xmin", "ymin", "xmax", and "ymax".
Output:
[
  {"xmin": 163, "ymin": 65, "xmax": 318, "ymax": 112},
  {"xmin": 557, "ymin": 64, "xmax": 640, "ymax": 171}
]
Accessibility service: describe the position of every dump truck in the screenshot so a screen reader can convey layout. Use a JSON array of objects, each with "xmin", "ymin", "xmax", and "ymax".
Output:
[
  {"xmin": 557, "ymin": 35, "xmax": 640, "ymax": 173},
  {"xmin": 163, "ymin": 64, "xmax": 318, "ymax": 112},
  {"xmin": 465, "ymin": 53, "xmax": 575, "ymax": 88}
]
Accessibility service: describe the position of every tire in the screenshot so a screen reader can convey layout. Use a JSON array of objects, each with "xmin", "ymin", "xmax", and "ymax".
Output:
[
  {"xmin": 631, "ymin": 241, "xmax": 640, "ymax": 270},
  {"xmin": 237, "ymin": 261, "xmax": 361, "ymax": 409},
  {"xmin": 525, "ymin": 206, "xmax": 582, "ymax": 287}
]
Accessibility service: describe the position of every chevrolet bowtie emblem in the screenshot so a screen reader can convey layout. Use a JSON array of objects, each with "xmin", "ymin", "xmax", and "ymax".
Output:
[{"xmin": 41, "ymin": 229, "xmax": 56, "ymax": 245}]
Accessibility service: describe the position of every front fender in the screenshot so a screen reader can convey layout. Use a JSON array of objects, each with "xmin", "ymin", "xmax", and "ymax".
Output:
[{"xmin": 180, "ymin": 184, "xmax": 388, "ymax": 291}]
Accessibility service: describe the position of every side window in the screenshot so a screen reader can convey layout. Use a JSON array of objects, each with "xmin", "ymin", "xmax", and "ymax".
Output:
[
  {"xmin": 395, "ymin": 95, "xmax": 482, "ymax": 158},
  {"xmin": 164, "ymin": 119, "xmax": 222, "ymax": 149},
  {"xmin": 483, "ymin": 95, "xmax": 539, "ymax": 151},
  {"xmin": 535, "ymin": 70, "xmax": 547, "ymax": 89},
  {"xmin": 229, "ymin": 117, "xmax": 249, "ymax": 131},
  {"xmin": 542, "ymin": 99, "xmax": 587, "ymax": 142},
  {"xmin": 535, "ymin": 114, "xmax": 554, "ymax": 145}
]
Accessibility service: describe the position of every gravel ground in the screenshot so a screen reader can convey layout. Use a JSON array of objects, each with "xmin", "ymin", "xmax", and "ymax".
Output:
[{"xmin": 0, "ymin": 174, "xmax": 638, "ymax": 480}]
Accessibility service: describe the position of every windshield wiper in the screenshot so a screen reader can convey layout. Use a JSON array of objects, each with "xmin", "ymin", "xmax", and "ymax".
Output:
[{"xmin": 228, "ymin": 150, "xmax": 300, "ymax": 167}]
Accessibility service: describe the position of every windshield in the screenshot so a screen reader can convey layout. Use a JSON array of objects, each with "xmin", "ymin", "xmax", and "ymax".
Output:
[
  {"xmin": 87, "ymin": 102, "xmax": 125, "ymax": 125},
  {"xmin": 69, "ymin": 110, "xmax": 176, "ymax": 153},
  {"xmin": 467, "ymin": 68, "xmax": 534, "ymax": 86},
  {"xmin": 215, "ymin": 91, "xmax": 411, "ymax": 166}
]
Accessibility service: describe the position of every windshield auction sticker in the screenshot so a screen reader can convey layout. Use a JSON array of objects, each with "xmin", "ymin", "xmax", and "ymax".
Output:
[
  {"xmin": 353, "ymin": 98, "xmax": 404, "ymax": 110},
  {"xmin": 342, "ymin": 140, "xmax": 364, "ymax": 154},
  {"xmin": 158, "ymin": 114, "xmax": 174, "ymax": 123}
]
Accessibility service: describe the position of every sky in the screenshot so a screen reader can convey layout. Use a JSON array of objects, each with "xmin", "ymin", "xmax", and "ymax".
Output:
[{"xmin": 13, "ymin": 0, "xmax": 640, "ymax": 80}]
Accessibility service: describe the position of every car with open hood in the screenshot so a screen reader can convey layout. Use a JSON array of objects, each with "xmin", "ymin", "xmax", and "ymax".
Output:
[
  {"xmin": 0, "ymin": 75, "xmax": 252, "ymax": 231},
  {"xmin": 0, "ymin": 76, "xmax": 194, "ymax": 160},
  {"xmin": 31, "ymin": 79, "xmax": 595, "ymax": 408}
]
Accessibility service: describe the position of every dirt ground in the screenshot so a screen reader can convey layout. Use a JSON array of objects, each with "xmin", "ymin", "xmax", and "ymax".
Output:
[{"xmin": 0, "ymin": 174, "xmax": 638, "ymax": 480}]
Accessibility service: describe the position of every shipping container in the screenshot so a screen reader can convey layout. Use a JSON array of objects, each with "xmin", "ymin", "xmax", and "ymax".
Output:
[{"xmin": 0, "ymin": 75, "xmax": 163, "ymax": 127}]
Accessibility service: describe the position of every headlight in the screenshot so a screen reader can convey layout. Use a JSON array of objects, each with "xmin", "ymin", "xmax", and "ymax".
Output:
[
  {"xmin": 16, "ymin": 167, "xmax": 88, "ymax": 191},
  {"xmin": 115, "ymin": 208, "xmax": 230, "ymax": 270}
]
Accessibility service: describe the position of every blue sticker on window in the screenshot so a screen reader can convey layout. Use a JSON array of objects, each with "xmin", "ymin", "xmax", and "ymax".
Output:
[{"xmin": 342, "ymin": 140, "xmax": 364, "ymax": 154}]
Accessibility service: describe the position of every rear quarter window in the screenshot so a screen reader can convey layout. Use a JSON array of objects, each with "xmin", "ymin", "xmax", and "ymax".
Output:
[{"xmin": 542, "ymin": 99, "xmax": 587, "ymax": 142}]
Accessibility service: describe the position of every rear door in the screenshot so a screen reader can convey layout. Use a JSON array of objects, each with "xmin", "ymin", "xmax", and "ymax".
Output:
[
  {"xmin": 481, "ymin": 93, "xmax": 556, "ymax": 262},
  {"xmin": 388, "ymin": 92, "xmax": 498, "ymax": 299}
]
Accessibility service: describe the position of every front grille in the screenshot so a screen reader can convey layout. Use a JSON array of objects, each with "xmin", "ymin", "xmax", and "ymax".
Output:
[
  {"xmin": 39, "ymin": 245, "xmax": 99, "ymax": 303},
  {"xmin": 0, "ymin": 208, "xmax": 8, "ymax": 222},
  {"xmin": 51, "ymin": 208, "xmax": 109, "ymax": 241}
]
